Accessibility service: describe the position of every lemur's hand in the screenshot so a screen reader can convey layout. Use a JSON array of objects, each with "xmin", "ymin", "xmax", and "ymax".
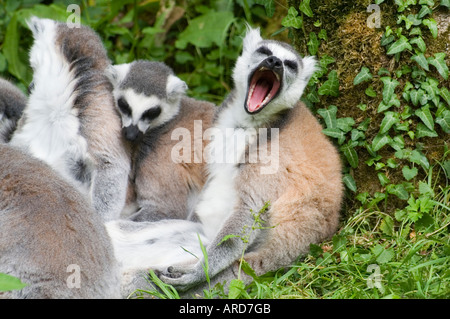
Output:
[{"xmin": 159, "ymin": 262, "xmax": 206, "ymax": 292}]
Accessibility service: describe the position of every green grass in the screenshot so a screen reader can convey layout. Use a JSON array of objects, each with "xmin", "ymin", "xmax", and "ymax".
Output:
[{"xmin": 136, "ymin": 161, "xmax": 450, "ymax": 299}]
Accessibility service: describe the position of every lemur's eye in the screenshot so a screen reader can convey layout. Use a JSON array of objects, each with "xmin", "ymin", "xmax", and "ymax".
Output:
[
  {"xmin": 256, "ymin": 46, "xmax": 272, "ymax": 56},
  {"xmin": 142, "ymin": 106, "xmax": 162, "ymax": 121},
  {"xmin": 117, "ymin": 97, "xmax": 131, "ymax": 116},
  {"xmin": 284, "ymin": 60, "xmax": 298, "ymax": 73}
]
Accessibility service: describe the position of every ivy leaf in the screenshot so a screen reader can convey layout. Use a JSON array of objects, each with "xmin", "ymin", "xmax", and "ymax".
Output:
[
  {"xmin": 410, "ymin": 149, "xmax": 430, "ymax": 170},
  {"xmin": 441, "ymin": 0, "xmax": 450, "ymax": 7},
  {"xmin": 409, "ymin": 88, "xmax": 424, "ymax": 106},
  {"xmin": 353, "ymin": 66, "xmax": 373, "ymax": 85},
  {"xmin": 365, "ymin": 86, "xmax": 377, "ymax": 97},
  {"xmin": 322, "ymin": 128, "xmax": 346, "ymax": 144},
  {"xmin": 386, "ymin": 184, "xmax": 409, "ymax": 200},
  {"xmin": 439, "ymin": 87, "xmax": 450, "ymax": 106},
  {"xmin": 307, "ymin": 32, "xmax": 319, "ymax": 55},
  {"xmin": 436, "ymin": 109, "xmax": 450, "ymax": 133},
  {"xmin": 299, "ymin": 0, "xmax": 314, "ymax": 17},
  {"xmin": 319, "ymin": 55, "xmax": 336, "ymax": 69},
  {"xmin": 423, "ymin": 18, "xmax": 438, "ymax": 38},
  {"xmin": 378, "ymin": 95, "xmax": 401, "ymax": 113},
  {"xmin": 317, "ymin": 105, "xmax": 337, "ymax": 129},
  {"xmin": 282, "ymin": 7, "xmax": 303, "ymax": 29},
  {"xmin": 418, "ymin": 5, "xmax": 433, "ymax": 18},
  {"xmin": 341, "ymin": 142, "xmax": 359, "ymax": 168},
  {"xmin": 378, "ymin": 172, "xmax": 390, "ymax": 186},
  {"xmin": 389, "ymin": 135, "xmax": 405, "ymax": 151},
  {"xmin": 428, "ymin": 53, "xmax": 449, "ymax": 80},
  {"xmin": 372, "ymin": 133, "xmax": 392, "ymax": 152},
  {"xmin": 387, "ymin": 35, "xmax": 412, "ymax": 55},
  {"xmin": 402, "ymin": 166, "xmax": 418, "ymax": 180},
  {"xmin": 318, "ymin": 70, "xmax": 339, "ymax": 97},
  {"xmin": 380, "ymin": 112, "xmax": 400, "ymax": 134},
  {"xmin": 415, "ymin": 105, "xmax": 434, "ymax": 130},
  {"xmin": 337, "ymin": 117, "xmax": 355, "ymax": 133},
  {"xmin": 343, "ymin": 174, "xmax": 357, "ymax": 192},
  {"xmin": 416, "ymin": 123, "xmax": 438, "ymax": 138},
  {"xmin": 381, "ymin": 77, "xmax": 400, "ymax": 104},
  {"xmin": 411, "ymin": 53, "xmax": 430, "ymax": 71}
]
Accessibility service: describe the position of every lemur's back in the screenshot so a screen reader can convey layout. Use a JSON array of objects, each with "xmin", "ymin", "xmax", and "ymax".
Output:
[{"xmin": 0, "ymin": 144, "xmax": 120, "ymax": 299}]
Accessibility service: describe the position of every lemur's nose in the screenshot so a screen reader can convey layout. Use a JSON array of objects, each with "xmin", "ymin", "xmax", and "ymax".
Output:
[
  {"xmin": 122, "ymin": 125, "xmax": 141, "ymax": 142},
  {"xmin": 266, "ymin": 56, "xmax": 283, "ymax": 69}
]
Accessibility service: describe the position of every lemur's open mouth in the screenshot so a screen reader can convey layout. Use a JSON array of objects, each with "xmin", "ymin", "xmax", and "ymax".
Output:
[{"xmin": 245, "ymin": 66, "xmax": 282, "ymax": 114}]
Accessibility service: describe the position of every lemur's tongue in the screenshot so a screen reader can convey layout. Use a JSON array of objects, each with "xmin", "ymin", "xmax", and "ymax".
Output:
[
  {"xmin": 247, "ymin": 70, "xmax": 280, "ymax": 113},
  {"xmin": 248, "ymin": 79, "xmax": 271, "ymax": 112}
]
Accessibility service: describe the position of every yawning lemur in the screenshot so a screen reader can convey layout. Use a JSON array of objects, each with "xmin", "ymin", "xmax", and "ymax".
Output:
[
  {"xmin": 0, "ymin": 78, "xmax": 27, "ymax": 143},
  {"xmin": 107, "ymin": 60, "xmax": 216, "ymax": 221},
  {"xmin": 158, "ymin": 28, "xmax": 344, "ymax": 291},
  {"xmin": 10, "ymin": 18, "xmax": 130, "ymax": 221},
  {"xmin": 0, "ymin": 144, "xmax": 121, "ymax": 299}
]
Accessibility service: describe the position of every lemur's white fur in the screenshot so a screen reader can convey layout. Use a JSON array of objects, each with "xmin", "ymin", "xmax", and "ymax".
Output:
[
  {"xmin": 106, "ymin": 220, "xmax": 208, "ymax": 272},
  {"xmin": 196, "ymin": 127, "xmax": 258, "ymax": 239},
  {"xmin": 10, "ymin": 19, "xmax": 91, "ymax": 192}
]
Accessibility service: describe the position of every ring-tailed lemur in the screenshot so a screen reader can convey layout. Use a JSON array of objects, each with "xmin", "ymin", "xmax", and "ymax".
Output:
[
  {"xmin": 0, "ymin": 144, "xmax": 121, "ymax": 299},
  {"xmin": 106, "ymin": 60, "xmax": 216, "ymax": 221},
  {"xmin": 0, "ymin": 78, "xmax": 27, "ymax": 143},
  {"xmin": 158, "ymin": 27, "xmax": 344, "ymax": 292},
  {"xmin": 10, "ymin": 17, "xmax": 131, "ymax": 222}
]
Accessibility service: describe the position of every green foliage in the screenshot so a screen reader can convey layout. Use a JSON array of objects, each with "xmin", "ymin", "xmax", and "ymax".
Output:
[
  {"xmin": 0, "ymin": 273, "xmax": 27, "ymax": 292},
  {"xmin": 0, "ymin": 0, "xmax": 276, "ymax": 103}
]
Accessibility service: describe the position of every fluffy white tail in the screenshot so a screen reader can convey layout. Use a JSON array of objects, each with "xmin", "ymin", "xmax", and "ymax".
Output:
[{"xmin": 10, "ymin": 17, "xmax": 93, "ymax": 192}]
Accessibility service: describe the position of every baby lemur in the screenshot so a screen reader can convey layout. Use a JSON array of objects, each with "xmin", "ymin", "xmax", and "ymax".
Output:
[
  {"xmin": 158, "ymin": 27, "xmax": 344, "ymax": 291},
  {"xmin": 107, "ymin": 60, "xmax": 216, "ymax": 221}
]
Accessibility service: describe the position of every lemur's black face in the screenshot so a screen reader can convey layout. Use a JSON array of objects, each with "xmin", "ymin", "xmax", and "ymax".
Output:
[{"xmin": 116, "ymin": 96, "xmax": 163, "ymax": 142}]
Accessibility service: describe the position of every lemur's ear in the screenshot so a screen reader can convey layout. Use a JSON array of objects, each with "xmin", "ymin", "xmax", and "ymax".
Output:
[
  {"xmin": 166, "ymin": 74, "xmax": 188, "ymax": 102},
  {"xmin": 300, "ymin": 56, "xmax": 318, "ymax": 83},
  {"xmin": 105, "ymin": 64, "xmax": 130, "ymax": 86},
  {"xmin": 242, "ymin": 26, "xmax": 263, "ymax": 52}
]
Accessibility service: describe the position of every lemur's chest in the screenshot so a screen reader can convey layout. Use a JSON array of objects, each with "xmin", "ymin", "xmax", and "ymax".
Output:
[{"xmin": 195, "ymin": 124, "xmax": 259, "ymax": 239}]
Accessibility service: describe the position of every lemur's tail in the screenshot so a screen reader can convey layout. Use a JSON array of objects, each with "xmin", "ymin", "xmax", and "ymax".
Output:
[
  {"xmin": 0, "ymin": 78, "xmax": 27, "ymax": 143},
  {"xmin": 10, "ymin": 17, "xmax": 115, "ymax": 192}
]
